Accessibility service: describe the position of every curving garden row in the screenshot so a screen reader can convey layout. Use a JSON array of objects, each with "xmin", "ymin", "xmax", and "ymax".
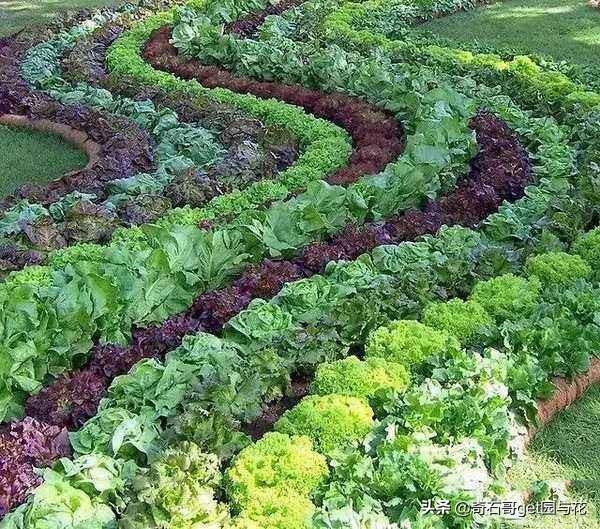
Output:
[
  {"xmin": 0, "ymin": 3, "xmax": 540, "ymax": 512},
  {"xmin": 0, "ymin": 31, "xmax": 155, "ymax": 271},
  {"xmin": 5, "ymin": 228, "xmax": 600, "ymax": 526},
  {"xmin": 0, "ymin": 6, "xmax": 302, "ymax": 270},
  {"xmin": 0, "ymin": 0, "xmax": 483, "ymax": 423},
  {"xmin": 1, "ymin": 0, "xmax": 600, "ymax": 526},
  {"xmin": 0, "ymin": 0, "xmax": 580, "ymax": 428}
]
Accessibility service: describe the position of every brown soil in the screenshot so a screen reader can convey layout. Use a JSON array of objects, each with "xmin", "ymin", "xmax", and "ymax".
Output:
[{"xmin": 243, "ymin": 374, "xmax": 311, "ymax": 440}]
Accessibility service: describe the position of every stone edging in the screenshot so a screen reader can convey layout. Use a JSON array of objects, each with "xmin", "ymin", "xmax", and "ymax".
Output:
[
  {"xmin": 517, "ymin": 358, "xmax": 600, "ymax": 504},
  {"xmin": 529, "ymin": 357, "xmax": 600, "ymax": 440}
]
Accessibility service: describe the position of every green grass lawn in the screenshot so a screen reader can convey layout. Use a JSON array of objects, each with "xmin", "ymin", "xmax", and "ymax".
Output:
[
  {"xmin": 507, "ymin": 384, "xmax": 600, "ymax": 528},
  {"xmin": 0, "ymin": 124, "xmax": 87, "ymax": 197},
  {"xmin": 0, "ymin": 0, "xmax": 124, "ymax": 36},
  {"xmin": 418, "ymin": 0, "xmax": 600, "ymax": 68}
]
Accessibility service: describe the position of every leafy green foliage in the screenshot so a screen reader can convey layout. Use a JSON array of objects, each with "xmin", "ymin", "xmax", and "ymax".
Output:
[
  {"xmin": 0, "ymin": 0, "xmax": 574, "ymax": 426},
  {"xmin": 502, "ymin": 281, "xmax": 600, "ymax": 378},
  {"xmin": 315, "ymin": 432, "xmax": 493, "ymax": 528},
  {"xmin": 0, "ymin": 464, "xmax": 120, "ymax": 529},
  {"xmin": 52, "ymin": 454, "xmax": 133, "ymax": 511},
  {"xmin": 120, "ymin": 442, "xmax": 230, "ymax": 529},
  {"xmin": 5, "ymin": 0, "xmax": 600, "ymax": 525},
  {"xmin": 225, "ymin": 432, "xmax": 328, "ymax": 510},
  {"xmin": 310, "ymin": 355, "xmax": 410, "ymax": 400},
  {"xmin": 232, "ymin": 491, "xmax": 316, "ymax": 529},
  {"xmin": 469, "ymin": 273, "xmax": 542, "ymax": 323},
  {"xmin": 422, "ymin": 299, "xmax": 496, "ymax": 347},
  {"xmin": 274, "ymin": 394, "xmax": 374, "ymax": 455},
  {"xmin": 69, "ymin": 407, "xmax": 162, "ymax": 462},
  {"xmin": 525, "ymin": 251, "xmax": 592, "ymax": 288},
  {"xmin": 572, "ymin": 227, "xmax": 600, "ymax": 278},
  {"xmin": 365, "ymin": 319, "xmax": 460, "ymax": 371}
]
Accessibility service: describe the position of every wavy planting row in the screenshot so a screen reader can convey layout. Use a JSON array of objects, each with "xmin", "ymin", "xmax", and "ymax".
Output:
[
  {"xmin": 0, "ymin": 0, "xmax": 485, "ymax": 419},
  {"xmin": 322, "ymin": 0, "xmax": 600, "ymax": 111},
  {"xmin": 146, "ymin": 26, "xmax": 403, "ymax": 186},
  {"xmin": 0, "ymin": 0, "xmax": 576, "ymax": 512},
  {"xmin": 0, "ymin": 34, "xmax": 156, "ymax": 272},
  {"xmin": 101, "ymin": 0, "xmax": 561, "ymax": 346},
  {"xmin": 5, "ymin": 0, "xmax": 450, "ymax": 274},
  {"xmin": 5, "ymin": 218, "xmax": 600, "ymax": 526},
  {"xmin": 0, "ymin": 2, "xmax": 354, "ymax": 273},
  {"xmin": 61, "ymin": 22, "xmax": 300, "ymax": 201},
  {"xmin": 171, "ymin": 0, "xmax": 597, "ymax": 138},
  {"xmin": 0, "ymin": 6, "xmax": 300, "ymax": 269},
  {"xmin": 23, "ymin": 109, "xmax": 531, "ymax": 431},
  {"xmin": 206, "ymin": 239, "xmax": 600, "ymax": 528},
  {"xmin": 0, "ymin": 80, "xmax": 580, "ymax": 513},
  {"xmin": 0, "ymin": 86, "xmax": 542, "ymax": 515},
  {"xmin": 0, "ymin": 6, "xmax": 350, "ymax": 416},
  {"xmin": 156, "ymin": 0, "xmax": 586, "ymax": 232},
  {"xmin": 318, "ymin": 0, "xmax": 600, "ymax": 185},
  {"xmin": 188, "ymin": 0, "xmax": 598, "ymax": 262},
  {"xmin": 192, "ymin": 0, "xmax": 597, "ymax": 196},
  {"xmin": 0, "ymin": 0, "xmax": 576, "ymax": 510},
  {"xmin": 0, "ymin": 0, "xmax": 596, "ymax": 525},
  {"xmin": 106, "ymin": 0, "xmax": 472, "ymax": 230}
]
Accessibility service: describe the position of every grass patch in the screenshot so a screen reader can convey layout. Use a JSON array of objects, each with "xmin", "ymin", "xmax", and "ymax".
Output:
[
  {"xmin": 0, "ymin": 124, "xmax": 87, "ymax": 197},
  {"xmin": 418, "ymin": 0, "xmax": 600, "ymax": 68},
  {"xmin": 507, "ymin": 384, "xmax": 600, "ymax": 528},
  {"xmin": 0, "ymin": 0, "xmax": 124, "ymax": 36}
]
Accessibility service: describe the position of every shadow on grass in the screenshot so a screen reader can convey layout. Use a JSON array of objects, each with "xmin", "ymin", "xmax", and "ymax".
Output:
[
  {"xmin": 0, "ymin": 0, "xmax": 123, "ymax": 36},
  {"xmin": 419, "ymin": 0, "xmax": 600, "ymax": 67}
]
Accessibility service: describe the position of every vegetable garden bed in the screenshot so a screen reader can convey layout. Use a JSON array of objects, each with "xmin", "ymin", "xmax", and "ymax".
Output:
[{"xmin": 1, "ymin": 0, "xmax": 600, "ymax": 527}]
